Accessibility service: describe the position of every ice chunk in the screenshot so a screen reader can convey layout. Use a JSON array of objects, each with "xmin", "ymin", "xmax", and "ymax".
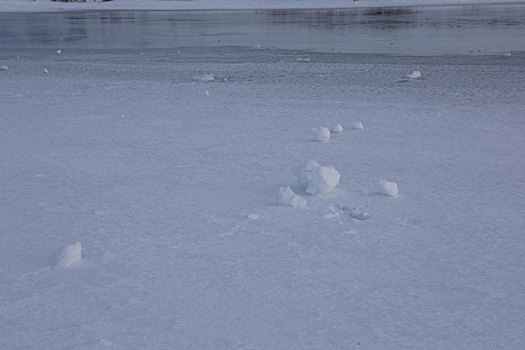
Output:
[
  {"xmin": 503, "ymin": 52, "xmax": 512, "ymax": 57},
  {"xmin": 379, "ymin": 180, "xmax": 399, "ymax": 198},
  {"xmin": 277, "ymin": 186, "xmax": 307, "ymax": 208},
  {"xmin": 306, "ymin": 166, "xmax": 341, "ymax": 196},
  {"xmin": 331, "ymin": 123, "xmax": 344, "ymax": 134},
  {"xmin": 56, "ymin": 49, "xmax": 62, "ymax": 55},
  {"xmin": 0, "ymin": 65, "xmax": 7, "ymax": 72},
  {"xmin": 198, "ymin": 73, "xmax": 215, "ymax": 82},
  {"xmin": 408, "ymin": 71, "xmax": 421, "ymax": 79},
  {"xmin": 52, "ymin": 242, "xmax": 82, "ymax": 267},
  {"xmin": 312, "ymin": 126, "xmax": 330, "ymax": 142},
  {"xmin": 293, "ymin": 161, "xmax": 340, "ymax": 196},
  {"xmin": 43, "ymin": 68, "xmax": 49, "ymax": 74},
  {"xmin": 292, "ymin": 160, "xmax": 320, "ymax": 187},
  {"xmin": 352, "ymin": 122, "xmax": 364, "ymax": 130}
]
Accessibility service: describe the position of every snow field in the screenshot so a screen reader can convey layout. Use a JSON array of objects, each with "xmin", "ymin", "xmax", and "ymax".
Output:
[{"xmin": 1, "ymin": 46, "xmax": 524, "ymax": 349}]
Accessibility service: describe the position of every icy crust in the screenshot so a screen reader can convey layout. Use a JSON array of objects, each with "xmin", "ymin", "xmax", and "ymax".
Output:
[{"xmin": 293, "ymin": 161, "xmax": 341, "ymax": 196}]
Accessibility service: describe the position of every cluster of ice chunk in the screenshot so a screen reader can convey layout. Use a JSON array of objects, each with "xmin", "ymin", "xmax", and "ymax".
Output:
[{"xmin": 293, "ymin": 160, "xmax": 341, "ymax": 196}]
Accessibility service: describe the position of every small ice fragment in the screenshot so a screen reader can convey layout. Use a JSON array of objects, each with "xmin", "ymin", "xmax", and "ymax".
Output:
[
  {"xmin": 503, "ymin": 52, "xmax": 512, "ymax": 57},
  {"xmin": 331, "ymin": 123, "xmax": 344, "ymax": 134},
  {"xmin": 352, "ymin": 122, "xmax": 364, "ymax": 130},
  {"xmin": 408, "ymin": 71, "xmax": 421, "ymax": 79},
  {"xmin": 52, "ymin": 242, "xmax": 82, "ymax": 267},
  {"xmin": 0, "ymin": 65, "xmax": 8, "ymax": 72},
  {"xmin": 43, "ymin": 68, "xmax": 49, "ymax": 74},
  {"xmin": 312, "ymin": 126, "xmax": 331, "ymax": 142},
  {"xmin": 277, "ymin": 186, "xmax": 307, "ymax": 208},
  {"xmin": 199, "ymin": 73, "xmax": 215, "ymax": 82},
  {"xmin": 56, "ymin": 49, "xmax": 62, "ymax": 55},
  {"xmin": 205, "ymin": 90, "xmax": 210, "ymax": 96},
  {"xmin": 247, "ymin": 213, "xmax": 260, "ymax": 220},
  {"xmin": 379, "ymin": 180, "xmax": 399, "ymax": 198}
]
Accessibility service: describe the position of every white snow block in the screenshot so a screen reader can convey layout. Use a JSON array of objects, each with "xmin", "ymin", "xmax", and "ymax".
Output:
[
  {"xmin": 52, "ymin": 242, "xmax": 82, "ymax": 267},
  {"xmin": 331, "ymin": 123, "xmax": 344, "ymax": 134},
  {"xmin": 293, "ymin": 161, "xmax": 340, "ymax": 196},
  {"xmin": 277, "ymin": 186, "xmax": 307, "ymax": 208},
  {"xmin": 0, "ymin": 65, "xmax": 7, "ymax": 72},
  {"xmin": 312, "ymin": 126, "xmax": 330, "ymax": 142},
  {"xmin": 408, "ymin": 71, "xmax": 421, "ymax": 79},
  {"xmin": 352, "ymin": 122, "xmax": 364, "ymax": 130},
  {"xmin": 379, "ymin": 180, "xmax": 399, "ymax": 198}
]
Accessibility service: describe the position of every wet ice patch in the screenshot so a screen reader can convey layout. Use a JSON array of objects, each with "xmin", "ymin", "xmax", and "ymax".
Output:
[
  {"xmin": 312, "ymin": 126, "xmax": 330, "ymax": 142},
  {"xmin": 408, "ymin": 71, "xmax": 422, "ymax": 79},
  {"xmin": 277, "ymin": 186, "xmax": 307, "ymax": 208},
  {"xmin": 379, "ymin": 179, "xmax": 399, "ymax": 198},
  {"xmin": 51, "ymin": 242, "xmax": 82, "ymax": 267},
  {"xmin": 293, "ymin": 161, "xmax": 340, "ymax": 196}
]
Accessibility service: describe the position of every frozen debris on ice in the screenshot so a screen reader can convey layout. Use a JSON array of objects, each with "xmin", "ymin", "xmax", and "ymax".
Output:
[
  {"xmin": 408, "ymin": 71, "xmax": 422, "ymax": 79},
  {"xmin": 325, "ymin": 204, "xmax": 371, "ymax": 223},
  {"xmin": 379, "ymin": 179, "xmax": 399, "ymax": 198},
  {"xmin": 312, "ymin": 126, "xmax": 331, "ymax": 142},
  {"xmin": 331, "ymin": 123, "xmax": 344, "ymax": 134},
  {"xmin": 293, "ymin": 161, "xmax": 341, "ymax": 196},
  {"xmin": 503, "ymin": 52, "xmax": 512, "ymax": 57},
  {"xmin": 277, "ymin": 186, "xmax": 307, "ymax": 208},
  {"xmin": 198, "ymin": 73, "xmax": 215, "ymax": 82},
  {"xmin": 51, "ymin": 242, "xmax": 82, "ymax": 267},
  {"xmin": 43, "ymin": 68, "xmax": 49, "ymax": 74},
  {"xmin": 56, "ymin": 49, "xmax": 62, "ymax": 55},
  {"xmin": 0, "ymin": 65, "xmax": 7, "ymax": 72},
  {"xmin": 352, "ymin": 122, "xmax": 364, "ymax": 130}
]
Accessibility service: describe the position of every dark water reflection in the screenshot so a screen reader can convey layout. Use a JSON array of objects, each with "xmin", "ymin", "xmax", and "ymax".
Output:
[{"xmin": 1, "ymin": 4, "xmax": 524, "ymax": 54}]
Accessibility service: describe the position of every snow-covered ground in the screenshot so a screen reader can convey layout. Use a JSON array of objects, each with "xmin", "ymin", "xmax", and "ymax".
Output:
[
  {"xmin": 1, "ymin": 0, "xmax": 525, "ymax": 12},
  {"xmin": 1, "ymin": 3, "xmax": 525, "ymax": 350}
]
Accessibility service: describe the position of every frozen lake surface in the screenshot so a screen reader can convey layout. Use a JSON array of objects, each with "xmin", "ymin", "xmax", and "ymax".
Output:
[
  {"xmin": 1, "ymin": 4, "xmax": 525, "ymax": 54},
  {"xmin": 1, "ymin": 5, "xmax": 525, "ymax": 350}
]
